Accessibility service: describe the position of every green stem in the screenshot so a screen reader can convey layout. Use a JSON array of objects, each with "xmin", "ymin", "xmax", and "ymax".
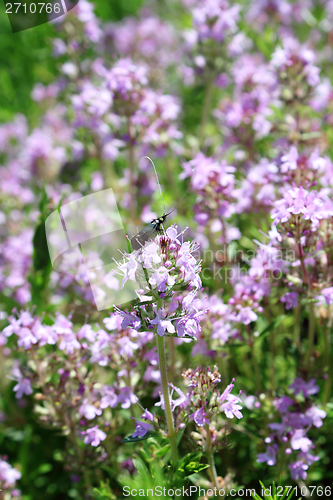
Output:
[
  {"xmin": 269, "ymin": 329, "xmax": 276, "ymax": 393},
  {"xmin": 323, "ymin": 324, "xmax": 332, "ymax": 406},
  {"xmin": 205, "ymin": 424, "xmax": 221, "ymax": 496},
  {"xmin": 169, "ymin": 336, "xmax": 176, "ymax": 380},
  {"xmin": 305, "ymin": 301, "xmax": 315, "ymax": 371},
  {"xmin": 199, "ymin": 75, "xmax": 215, "ymax": 149},
  {"xmin": 293, "ymin": 304, "xmax": 301, "ymax": 346},
  {"xmin": 95, "ymin": 138, "xmax": 115, "ymax": 190},
  {"xmin": 247, "ymin": 326, "xmax": 262, "ymax": 393},
  {"xmin": 126, "ymin": 364, "xmax": 137, "ymax": 420},
  {"xmin": 67, "ymin": 421, "xmax": 92, "ymax": 493},
  {"xmin": 221, "ymin": 354, "xmax": 228, "ymax": 383},
  {"xmin": 298, "ymin": 240, "xmax": 316, "ymax": 372},
  {"xmin": 127, "ymin": 119, "xmax": 136, "ymax": 222},
  {"xmin": 157, "ymin": 334, "xmax": 179, "ymax": 464},
  {"xmin": 298, "ymin": 241, "xmax": 309, "ymax": 286}
]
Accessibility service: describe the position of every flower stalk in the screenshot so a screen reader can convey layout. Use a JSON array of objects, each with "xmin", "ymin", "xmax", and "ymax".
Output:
[
  {"xmin": 205, "ymin": 424, "xmax": 222, "ymax": 497},
  {"xmin": 157, "ymin": 333, "xmax": 179, "ymax": 464},
  {"xmin": 306, "ymin": 300, "xmax": 315, "ymax": 371}
]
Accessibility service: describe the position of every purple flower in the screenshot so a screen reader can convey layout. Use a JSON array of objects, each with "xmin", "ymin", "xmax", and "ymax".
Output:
[
  {"xmin": 71, "ymin": 0, "xmax": 102, "ymax": 43},
  {"xmin": 78, "ymin": 324, "xmax": 96, "ymax": 343},
  {"xmin": 219, "ymin": 394, "xmax": 243, "ymax": 419},
  {"xmin": 257, "ymin": 446, "xmax": 277, "ymax": 466},
  {"xmin": 298, "ymin": 451, "xmax": 319, "ymax": 466},
  {"xmin": 189, "ymin": 407, "xmax": 210, "ymax": 427},
  {"xmin": 270, "ymin": 38, "xmax": 320, "ymax": 87},
  {"xmin": 79, "ymin": 402, "xmax": 102, "ymax": 420},
  {"xmin": 117, "ymin": 253, "xmax": 139, "ymax": 288},
  {"xmin": 17, "ymin": 327, "xmax": 38, "ymax": 350},
  {"xmin": 170, "ymin": 384, "xmax": 191, "ymax": 410},
  {"xmin": 117, "ymin": 336, "xmax": 139, "ymax": 358},
  {"xmin": 58, "ymin": 333, "xmax": 81, "ymax": 354},
  {"xmin": 290, "ymin": 430, "xmax": 312, "ymax": 453},
  {"xmin": 150, "ymin": 308, "xmax": 175, "ymax": 337},
  {"xmin": 280, "ymin": 146, "xmax": 298, "ymax": 173},
  {"xmin": 240, "ymin": 307, "xmax": 258, "ymax": 325},
  {"xmin": 100, "ymin": 386, "xmax": 118, "ymax": 409},
  {"xmin": 288, "ymin": 460, "xmax": 308, "ymax": 480},
  {"xmin": 280, "ymin": 292, "xmax": 298, "ymax": 310},
  {"xmin": 121, "ymin": 458, "xmax": 136, "ymax": 475},
  {"xmin": 321, "ymin": 287, "xmax": 333, "ymax": 305},
  {"xmin": 175, "ymin": 314, "xmax": 201, "ymax": 338},
  {"xmin": 107, "ymin": 13, "xmax": 178, "ymax": 77},
  {"xmin": 149, "ymin": 266, "xmax": 175, "ymax": 292},
  {"xmin": 0, "ymin": 457, "xmax": 21, "ymax": 487},
  {"xmin": 272, "ymin": 187, "xmax": 328, "ymax": 231},
  {"xmin": 305, "ymin": 406, "xmax": 326, "ymax": 428},
  {"xmin": 13, "ymin": 377, "xmax": 33, "ymax": 399},
  {"xmin": 218, "ymin": 380, "xmax": 243, "ymax": 419},
  {"xmin": 289, "ymin": 378, "xmax": 319, "ymax": 398},
  {"xmin": 114, "ymin": 308, "xmax": 141, "ymax": 331},
  {"xmin": 82, "ymin": 426, "xmax": 107, "ymax": 447},
  {"xmin": 275, "ymin": 396, "xmax": 294, "ymax": 414},
  {"xmin": 140, "ymin": 242, "xmax": 161, "ymax": 268},
  {"xmin": 116, "ymin": 387, "xmax": 138, "ymax": 409},
  {"xmin": 155, "ymin": 385, "xmax": 190, "ymax": 412},
  {"xmin": 132, "ymin": 409, "xmax": 154, "ymax": 438}
]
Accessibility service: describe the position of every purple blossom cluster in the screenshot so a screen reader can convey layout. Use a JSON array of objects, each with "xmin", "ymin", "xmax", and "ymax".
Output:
[
  {"xmin": 181, "ymin": 0, "xmax": 242, "ymax": 84},
  {"xmin": 104, "ymin": 12, "xmax": 180, "ymax": 83},
  {"xmin": 0, "ymin": 456, "xmax": 21, "ymax": 498},
  {"xmin": 0, "ymin": 230, "xmax": 33, "ymax": 304},
  {"xmin": 257, "ymin": 378, "xmax": 326, "ymax": 480},
  {"xmin": 183, "ymin": 368, "xmax": 243, "ymax": 429},
  {"xmin": 116, "ymin": 226, "xmax": 204, "ymax": 339},
  {"xmin": 1, "ymin": 0, "xmax": 333, "ymax": 492},
  {"xmin": 133, "ymin": 366, "xmax": 243, "ymax": 446},
  {"xmin": 214, "ymin": 54, "xmax": 277, "ymax": 145},
  {"xmin": 69, "ymin": 56, "xmax": 182, "ymax": 164}
]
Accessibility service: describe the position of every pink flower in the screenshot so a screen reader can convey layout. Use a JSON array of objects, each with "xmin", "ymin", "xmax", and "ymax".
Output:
[
  {"xmin": 150, "ymin": 308, "xmax": 175, "ymax": 337},
  {"xmin": 189, "ymin": 407, "xmax": 209, "ymax": 427},
  {"xmin": 257, "ymin": 446, "xmax": 277, "ymax": 466},
  {"xmin": 290, "ymin": 430, "xmax": 312, "ymax": 452},
  {"xmin": 280, "ymin": 146, "xmax": 298, "ymax": 173},
  {"xmin": 288, "ymin": 460, "xmax": 308, "ymax": 480},
  {"xmin": 82, "ymin": 426, "xmax": 107, "ymax": 447},
  {"xmin": 132, "ymin": 410, "xmax": 154, "ymax": 438},
  {"xmin": 79, "ymin": 402, "xmax": 102, "ymax": 420},
  {"xmin": 13, "ymin": 377, "xmax": 33, "ymax": 399},
  {"xmin": 305, "ymin": 406, "xmax": 326, "ymax": 428},
  {"xmin": 0, "ymin": 457, "xmax": 21, "ymax": 487}
]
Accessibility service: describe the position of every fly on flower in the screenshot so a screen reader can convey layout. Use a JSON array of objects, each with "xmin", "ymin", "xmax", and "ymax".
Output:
[{"xmin": 131, "ymin": 157, "xmax": 193, "ymax": 251}]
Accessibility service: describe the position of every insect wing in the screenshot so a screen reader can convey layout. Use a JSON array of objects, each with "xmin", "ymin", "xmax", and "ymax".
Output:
[
  {"xmin": 131, "ymin": 223, "xmax": 157, "ymax": 250},
  {"xmin": 135, "ymin": 264, "xmax": 154, "ymax": 291}
]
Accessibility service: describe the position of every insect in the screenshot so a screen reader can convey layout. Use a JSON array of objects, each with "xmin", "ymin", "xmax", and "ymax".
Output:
[{"xmin": 131, "ymin": 157, "xmax": 192, "ymax": 251}]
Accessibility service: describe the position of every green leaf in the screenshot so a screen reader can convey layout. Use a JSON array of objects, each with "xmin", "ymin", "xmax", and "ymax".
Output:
[
  {"xmin": 181, "ymin": 462, "xmax": 209, "ymax": 476},
  {"xmin": 164, "ymin": 331, "xmax": 196, "ymax": 340},
  {"xmin": 37, "ymin": 463, "xmax": 53, "ymax": 474},
  {"xmin": 256, "ymin": 315, "xmax": 286, "ymax": 342},
  {"xmin": 93, "ymin": 482, "xmax": 116, "ymax": 500},
  {"xmin": 28, "ymin": 189, "xmax": 53, "ymax": 312},
  {"xmin": 176, "ymin": 452, "xmax": 208, "ymax": 478},
  {"xmin": 121, "ymin": 432, "xmax": 156, "ymax": 443},
  {"xmin": 155, "ymin": 444, "xmax": 171, "ymax": 458},
  {"xmin": 285, "ymin": 487, "xmax": 298, "ymax": 500}
]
